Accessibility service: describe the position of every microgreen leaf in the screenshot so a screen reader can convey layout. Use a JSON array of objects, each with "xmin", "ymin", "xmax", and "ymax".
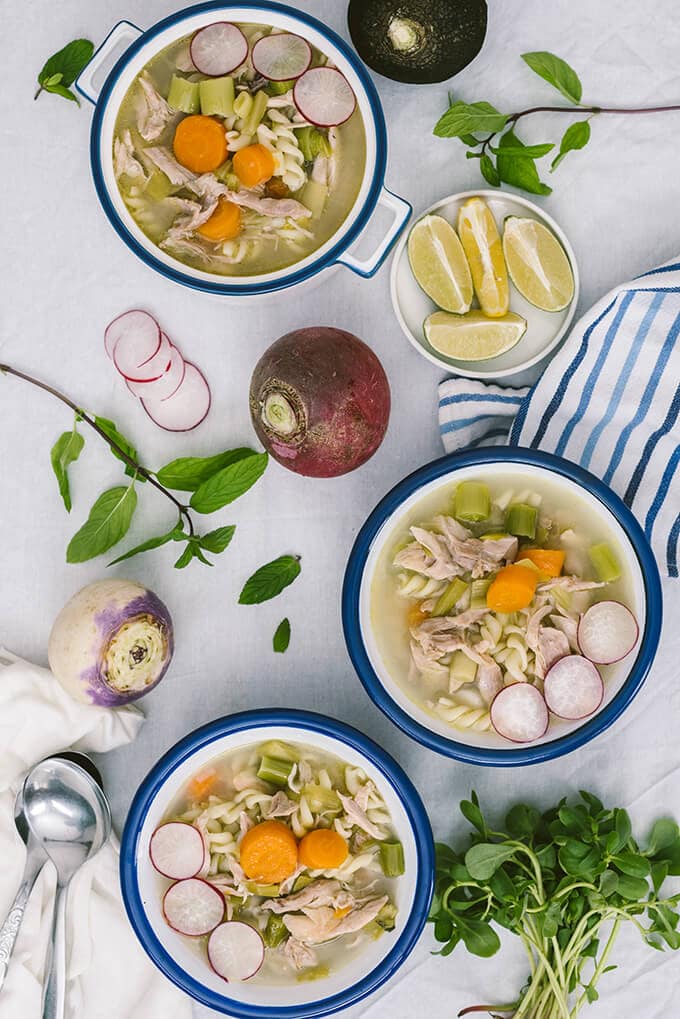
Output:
[
  {"xmin": 434, "ymin": 100, "xmax": 508, "ymax": 139},
  {"xmin": 614, "ymin": 873, "xmax": 650, "ymax": 901},
  {"xmin": 455, "ymin": 917, "xmax": 501, "ymax": 958},
  {"xmin": 94, "ymin": 416, "xmax": 146, "ymax": 481},
  {"xmin": 521, "ymin": 51, "xmax": 582, "ymax": 104},
  {"xmin": 190, "ymin": 452, "xmax": 268, "ymax": 513},
  {"xmin": 612, "ymin": 853, "xmax": 651, "ymax": 879},
  {"xmin": 647, "ymin": 819, "xmax": 680, "ymax": 854},
  {"xmin": 199, "ymin": 526, "xmax": 236, "ymax": 554},
  {"xmin": 66, "ymin": 484, "xmax": 137, "ymax": 562},
  {"xmin": 496, "ymin": 130, "xmax": 552, "ymax": 195},
  {"xmin": 465, "ymin": 843, "xmax": 517, "ymax": 881},
  {"xmin": 156, "ymin": 448, "xmax": 256, "ymax": 491},
  {"xmin": 551, "ymin": 119, "xmax": 591, "ymax": 170},
  {"xmin": 36, "ymin": 39, "xmax": 94, "ymax": 104},
  {"xmin": 273, "ymin": 618, "xmax": 291, "ymax": 653},
  {"xmin": 50, "ymin": 426, "xmax": 84, "ymax": 512},
  {"xmin": 460, "ymin": 797, "xmax": 488, "ymax": 836},
  {"xmin": 506, "ymin": 803, "xmax": 540, "ymax": 839},
  {"xmin": 239, "ymin": 555, "xmax": 301, "ymax": 605}
]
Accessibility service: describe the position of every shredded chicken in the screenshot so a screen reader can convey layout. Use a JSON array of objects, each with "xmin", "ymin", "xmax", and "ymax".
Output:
[
  {"xmin": 394, "ymin": 541, "xmax": 458, "ymax": 581},
  {"xmin": 526, "ymin": 604, "xmax": 554, "ymax": 651},
  {"xmin": 283, "ymin": 936, "xmax": 318, "ymax": 970},
  {"xmin": 415, "ymin": 608, "xmax": 489, "ymax": 634},
  {"xmin": 283, "ymin": 895, "xmax": 389, "ymax": 944},
  {"xmin": 264, "ymin": 879, "xmax": 353, "ymax": 914},
  {"xmin": 538, "ymin": 627, "xmax": 571, "ymax": 674},
  {"xmin": 143, "ymin": 146, "xmax": 196, "ymax": 186},
  {"xmin": 113, "ymin": 129, "xmax": 146, "ymax": 181},
  {"xmin": 354, "ymin": 781, "xmax": 374, "ymax": 813},
  {"xmin": 337, "ymin": 792, "xmax": 385, "ymax": 840},
  {"xmin": 538, "ymin": 577, "xmax": 607, "ymax": 593},
  {"xmin": 397, "ymin": 520, "xmax": 518, "ymax": 583},
  {"xmin": 476, "ymin": 661, "xmax": 504, "ymax": 705},
  {"xmin": 137, "ymin": 74, "xmax": 173, "ymax": 142},
  {"xmin": 550, "ymin": 613, "xmax": 579, "ymax": 651},
  {"xmin": 262, "ymin": 791, "xmax": 298, "ymax": 819}
]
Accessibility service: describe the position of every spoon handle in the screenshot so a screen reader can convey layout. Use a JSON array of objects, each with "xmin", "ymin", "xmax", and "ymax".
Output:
[
  {"xmin": 0, "ymin": 854, "xmax": 45, "ymax": 992},
  {"xmin": 42, "ymin": 881, "xmax": 67, "ymax": 1019}
]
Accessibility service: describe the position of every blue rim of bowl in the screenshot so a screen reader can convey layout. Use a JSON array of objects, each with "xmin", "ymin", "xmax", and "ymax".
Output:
[
  {"xmin": 342, "ymin": 447, "xmax": 663, "ymax": 767},
  {"xmin": 120, "ymin": 708, "xmax": 434, "ymax": 1018},
  {"xmin": 88, "ymin": 1, "xmax": 390, "ymax": 295}
]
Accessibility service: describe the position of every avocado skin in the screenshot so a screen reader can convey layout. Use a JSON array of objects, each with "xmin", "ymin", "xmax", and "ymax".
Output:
[{"xmin": 348, "ymin": 0, "xmax": 488, "ymax": 84}]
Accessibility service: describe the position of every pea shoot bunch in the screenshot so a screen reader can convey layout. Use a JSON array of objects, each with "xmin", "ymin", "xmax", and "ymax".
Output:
[{"xmin": 431, "ymin": 791, "xmax": 680, "ymax": 1018}]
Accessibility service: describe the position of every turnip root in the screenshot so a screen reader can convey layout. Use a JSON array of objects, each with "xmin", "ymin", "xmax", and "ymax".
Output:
[{"xmin": 48, "ymin": 579, "xmax": 173, "ymax": 706}]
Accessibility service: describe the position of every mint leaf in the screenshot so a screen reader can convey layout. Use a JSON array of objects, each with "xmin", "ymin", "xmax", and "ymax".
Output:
[
  {"xmin": 490, "ymin": 142, "xmax": 554, "ymax": 158},
  {"xmin": 66, "ymin": 484, "xmax": 137, "ymax": 562},
  {"xmin": 107, "ymin": 526, "xmax": 182, "ymax": 566},
  {"xmin": 190, "ymin": 452, "xmax": 268, "ymax": 513},
  {"xmin": 551, "ymin": 119, "xmax": 591, "ymax": 170},
  {"xmin": 43, "ymin": 83, "xmax": 79, "ymax": 103},
  {"xmin": 496, "ymin": 130, "xmax": 552, "ymax": 196},
  {"xmin": 174, "ymin": 544, "xmax": 195, "ymax": 570},
  {"xmin": 200, "ymin": 526, "xmax": 236, "ymax": 554},
  {"xmin": 36, "ymin": 38, "xmax": 94, "ymax": 103},
  {"xmin": 50, "ymin": 427, "xmax": 84, "ymax": 512},
  {"xmin": 480, "ymin": 153, "xmax": 500, "ymax": 187},
  {"xmin": 273, "ymin": 618, "xmax": 291, "ymax": 653},
  {"xmin": 239, "ymin": 555, "xmax": 301, "ymax": 605},
  {"xmin": 94, "ymin": 416, "xmax": 145, "ymax": 481},
  {"xmin": 156, "ymin": 448, "xmax": 256, "ymax": 491},
  {"xmin": 434, "ymin": 101, "xmax": 508, "ymax": 139},
  {"xmin": 521, "ymin": 51, "xmax": 582, "ymax": 104}
]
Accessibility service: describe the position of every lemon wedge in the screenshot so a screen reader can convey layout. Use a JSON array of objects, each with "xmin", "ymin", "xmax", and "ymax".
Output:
[
  {"xmin": 407, "ymin": 215, "xmax": 473, "ymax": 313},
  {"xmin": 502, "ymin": 216, "xmax": 575, "ymax": 312},
  {"xmin": 424, "ymin": 310, "xmax": 527, "ymax": 362},
  {"xmin": 457, "ymin": 197, "xmax": 509, "ymax": 318}
]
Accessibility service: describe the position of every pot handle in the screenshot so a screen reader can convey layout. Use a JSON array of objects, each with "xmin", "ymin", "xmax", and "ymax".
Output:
[
  {"xmin": 76, "ymin": 21, "xmax": 142, "ymax": 105},
  {"xmin": 335, "ymin": 187, "xmax": 411, "ymax": 278}
]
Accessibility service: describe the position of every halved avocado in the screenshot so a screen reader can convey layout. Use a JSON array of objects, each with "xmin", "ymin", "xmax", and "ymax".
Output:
[{"xmin": 348, "ymin": 0, "xmax": 488, "ymax": 84}]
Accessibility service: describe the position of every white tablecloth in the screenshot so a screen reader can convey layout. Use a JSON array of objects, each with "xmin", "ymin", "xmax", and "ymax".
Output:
[{"xmin": 1, "ymin": 1, "xmax": 679, "ymax": 1016}]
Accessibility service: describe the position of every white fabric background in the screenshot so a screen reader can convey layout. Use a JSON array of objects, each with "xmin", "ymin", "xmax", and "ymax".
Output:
[{"xmin": 1, "ymin": 1, "xmax": 679, "ymax": 1016}]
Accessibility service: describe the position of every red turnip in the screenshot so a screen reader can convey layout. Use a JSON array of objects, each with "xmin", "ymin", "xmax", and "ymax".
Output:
[{"xmin": 249, "ymin": 327, "xmax": 390, "ymax": 477}]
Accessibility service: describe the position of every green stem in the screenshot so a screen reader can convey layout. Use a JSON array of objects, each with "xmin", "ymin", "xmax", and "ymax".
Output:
[{"xmin": 572, "ymin": 919, "xmax": 621, "ymax": 1017}]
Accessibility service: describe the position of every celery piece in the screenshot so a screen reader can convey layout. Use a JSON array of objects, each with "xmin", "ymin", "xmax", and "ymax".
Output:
[
  {"xmin": 292, "ymin": 874, "xmax": 314, "ymax": 893},
  {"xmin": 376, "ymin": 901, "xmax": 398, "ymax": 930},
  {"xmin": 297, "ymin": 126, "xmax": 332, "ymax": 162},
  {"xmin": 300, "ymin": 180, "xmax": 328, "ymax": 219},
  {"xmin": 379, "ymin": 841, "xmax": 405, "ymax": 878},
  {"xmin": 551, "ymin": 586, "xmax": 572, "ymax": 611},
  {"xmin": 258, "ymin": 740, "xmax": 299, "ymax": 762},
  {"xmin": 362, "ymin": 920, "xmax": 385, "ymax": 940},
  {"xmin": 263, "ymin": 913, "xmax": 288, "ymax": 948},
  {"xmin": 589, "ymin": 542, "xmax": 621, "ymax": 582},
  {"xmin": 454, "ymin": 481, "xmax": 491, "ymax": 523},
  {"xmin": 470, "ymin": 578, "xmax": 492, "ymax": 609},
  {"xmin": 167, "ymin": 74, "xmax": 200, "ymax": 113},
  {"xmin": 432, "ymin": 578, "xmax": 469, "ymax": 617},
  {"xmin": 505, "ymin": 503, "xmax": 538, "ymax": 539},
  {"xmin": 450, "ymin": 650, "xmax": 478, "ymax": 686},
  {"xmin": 296, "ymin": 965, "xmax": 330, "ymax": 983},
  {"xmin": 301, "ymin": 784, "xmax": 341, "ymax": 814},
  {"xmin": 233, "ymin": 89, "xmax": 253, "ymax": 119},
  {"xmin": 246, "ymin": 881, "xmax": 280, "ymax": 897},
  {"xmin": 257, "ymin": 755, "xmax": 294, "ymax": 786},
  {"xmin": 480, "ymin": 531, "xmax": 510, "ymax": 540},
  {"xmin": 145, "ymin": 171, "xmax": 175, "ymax": 201},
  {"xmin": 199, "ymin": 75, "xmax": 235, "ymax": 117},
  {"xmin": 266, "ymin": 79, "xmax": 295, "ymax": 96},
  {"xmin": 242, "ymin": 89, "xmax": 269, "ymax": 136},
  {"xmin": 514, "ymin": 557, "xmax": 540, "ymax": 573}
]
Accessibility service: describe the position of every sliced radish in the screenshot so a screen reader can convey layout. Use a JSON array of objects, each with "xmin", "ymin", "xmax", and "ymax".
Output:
[
  {"xmin": 544, "ymin": 655, "xmax": 604, "ymax": 720},
  {"xmin": 490, "ymin": 684, "xmax": 549, "ymax": 743},
  {"xmin": 114, "ymin": 325, "xmax": 170, "ymax": 382},
  {"xmin": 208, "ymin": 922, "xmax": 265, "ymax": 982},
  {"xmin": 190, "ymin": 23, "xmax": 248, "ymax": 76},
  {"xmin": 252, "ymin": 33, "xmax": 312, "ymax": 81},
  {"xmin": 141, "ymin": 361, "xmax": 211, "ymax": 432},
  {"xmin": 105, "ymin": 309, "xmax": 160, "ymax": 362},
  {"xmin": 150, "ymin": 821, "xmax": 206, "ymax": 880},
  {"xmin": 126, "ymin": 341, "xmax": 186, "ymax": 400},
  {"xmin": 293, "ymin": 67, "xmax": 356, "ymax": 127},
  {"xmin": 163, "ymin": 878, "xmax": 224, "ymax": 936},
  {"xmin": 578, "ymin": 601, "xmax": 640, "ymax": 665}
]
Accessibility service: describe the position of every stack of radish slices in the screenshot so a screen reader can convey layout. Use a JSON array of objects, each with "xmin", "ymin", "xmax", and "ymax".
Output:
[
  {"xmin": 190, "ymin": 23, "xmax": 357, "ymax": 127},
  {"xmin": 105, "ymin": 310, "xmax": 211, "ymax": 432},
  {"xmin": 150, "ymin": 821, "xmax": 265, "ymax": 982},
  {"xmin": 489, "ymin": 601, "xmax": 639, "ymax": 744}
]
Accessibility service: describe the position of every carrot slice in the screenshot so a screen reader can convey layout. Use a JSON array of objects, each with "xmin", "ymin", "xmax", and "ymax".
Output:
[
  {"xmin": 189, "ymin": 770, "xmax": 218, "ymax": 800},
  {"xmin": 486, "ymin": 564, "xmax": 538, "ymax": 613},
  {"xmin": 522, "ymin": 549, "xmax": 566, "ymax": 578},
  {"xmin": 299, "ymin": 829, "xmax": 349, "ymax": 870},
  {"xmin": 197, "ymin": 198, "xmax": 242, "ymax": 241},
  {"xmin": 232, "ymin": 143, "xmax": 276, "ymax": 188},
  {"xmin": 239, "ymin": 820, "xmax": 298, "ymax": 883},
  {"xmin": 173, "ymin": 115, "xmax": 228, "ymax": 173}
]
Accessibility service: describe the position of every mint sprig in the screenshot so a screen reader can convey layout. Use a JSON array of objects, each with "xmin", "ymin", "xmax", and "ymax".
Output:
[{"xmin": 35, "ymin": 38, "xmax": 94, "ymax": 105}]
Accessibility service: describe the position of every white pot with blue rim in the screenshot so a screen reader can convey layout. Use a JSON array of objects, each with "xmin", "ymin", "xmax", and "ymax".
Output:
[{"xmin": 76, "ymin": 2, "xmax": 411, "ymax": 298}]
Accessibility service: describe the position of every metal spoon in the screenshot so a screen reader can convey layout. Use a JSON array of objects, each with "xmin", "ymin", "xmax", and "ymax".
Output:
[
  {"xmin": 22, "ymin": 756, "xmax": 111, "ymax": 1019},
  {"xmin": 0, "ymin": 752, "xmax": 104, "ymax": 995}
]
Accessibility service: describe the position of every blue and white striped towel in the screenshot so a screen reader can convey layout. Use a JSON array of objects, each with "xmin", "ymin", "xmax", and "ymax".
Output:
[{"xmin": 438, "ymin": 257, "xmax": 680, "ymax": 578}]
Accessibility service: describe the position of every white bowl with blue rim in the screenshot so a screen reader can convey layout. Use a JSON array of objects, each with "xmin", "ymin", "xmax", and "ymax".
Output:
[
  {"xmin": 342, "ymin": 448, "xmax": 662, "ymax": 766},
  {"xmin": 120, "ymin": 709, "xmax": 434, "ymax": 1018},
  {"xmin": 75, "ymin": 2, "xmax": 411, "ymax": 298}
]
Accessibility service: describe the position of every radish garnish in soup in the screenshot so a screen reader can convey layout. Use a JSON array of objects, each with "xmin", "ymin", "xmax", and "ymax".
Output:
[
  {"xmin": 370, "ymin": 476, "xmax": 640, "ymax": 744},
  {"xmin": 112, "ymin": 22, "xmax": 366, "ymax": 277},
  {"xmin": 150, "ymin": 740, "xmax": 402, "ymax": 983}
]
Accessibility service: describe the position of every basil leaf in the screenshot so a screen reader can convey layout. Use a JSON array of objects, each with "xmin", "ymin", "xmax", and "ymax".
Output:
[
  {"xmin": 66, "ymin": 484, "xmax": 137, "ymax": 562},
  {"xmin": 239, "ymin": 555, "xmax": 301, "ymax": 605},
  {"xmin": 107, "ymin": 527, "xmax": 181, "ymax": 566},
  {"xmin": 38, "ymin": 38, "xmax": 94, "ymax": 87},
  {"xmin": 190, "ymin": 452, "xmax": 268, "ymax": 513},
  {"xmin": 156, "ymin": 448, "xmax": 256, "ymax": 491},
  {"xmin": 200, "ymin": 525, "xmax": 236, "ymax": 554},
  {"xmin": 94, "ymin": 416, "xmax": 145, "ymax": 481},
  {"xmin": 434, "ymin": 100, "xmax": 508, "ymax": 139},
  {"xmin": 465, "ymin": 843, "xmax": 517, "ymax": 880},
  {"xmin": 521, "ymin": 51, "xmax": 582, "ymax": 104},
  {"xmin": 496, "ymin": 130, "xmax": 552, "ymax": 196},
  {"xmin": 273, "ymin": 618, "xmax": 291, "ymax": 653},
  {"xmin": 50, "ymin": 428, "xmax": 84, "ymax": 512},
  {"xmin": 551, "ymin": 120, "xmax": 591, "ymax": 170}
]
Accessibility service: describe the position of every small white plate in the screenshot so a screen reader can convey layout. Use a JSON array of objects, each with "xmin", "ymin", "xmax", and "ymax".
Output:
[{"xmin": 390, "ymin": 189, "xmax": 579, "ymax": 380}]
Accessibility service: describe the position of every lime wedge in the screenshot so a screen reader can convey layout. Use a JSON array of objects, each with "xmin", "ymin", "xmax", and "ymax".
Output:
[
  {"xmin": 424, "ymin": 310, "xmax": 527, "ymax": 362},
  {"xmin": 407, "ymin": 215, "xmax": 473, "ymax": 313},
  {"xmin": 502, "ymin": 217, "xmax": 575, "ymax": 312},
  {"xmin": 457, "ymin": 197, "xmax": 509, "ymax": 318}
]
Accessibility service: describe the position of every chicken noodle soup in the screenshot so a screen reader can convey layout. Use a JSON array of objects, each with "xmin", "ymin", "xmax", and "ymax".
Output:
[
  {"xmin": 151, "ymin": 739, "xmax": 402, "ymax": 984},
  {"xmin": 112, "ymin": 23, "xmax": 366, "ymax": 276},
  {"xmin": 370, "ymin": 476, "xmax": 639, "ymax": 743}
]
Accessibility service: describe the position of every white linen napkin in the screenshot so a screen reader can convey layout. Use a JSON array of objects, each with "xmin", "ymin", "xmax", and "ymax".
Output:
[
  {"xmin": 438, "ymin": 257, "xmax": 680, "ymax": 578},
  {"xmin": 0, "ymin": 648, "xmax": 193, "ymax": 1019}
]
